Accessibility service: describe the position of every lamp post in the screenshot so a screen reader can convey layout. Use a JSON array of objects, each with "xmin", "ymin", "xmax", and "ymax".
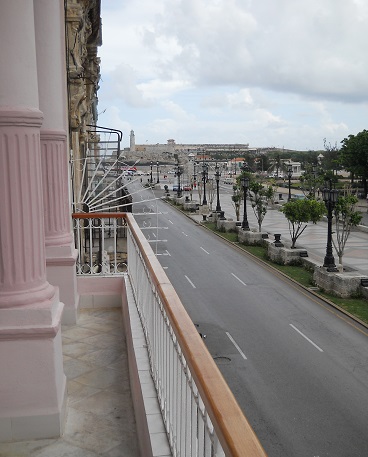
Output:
[
  {"xmin": 322, "ymin": 180, "xmax": 338, "ymax": 272},
  {"xmin": 193, "ymin": 162, "xmax": 197, "ymax": 188},
  {"xmin": 215, "ymin": 163, "xmax": 222, "ymax": 212},
  {"xmin": 241, "ymin": 168, "xmax": 250, "ymax": 231},
  {"xmin": 202, "ymin": 162, "xmax": 208, "ymax": 205},
  {"xmin": 287, "ymin": 164, "xmax": 293, "ymax": 201},
  {"xmin": 156, "ymin": 161, "xmax": 160, "ymax": 183},
  {"xmin": 150, "ymin": 161, "xmax": 153, "ymax": 184},
  {"xmin": 176, "ymin": 163, "xmax": 182, "ymax": 198}
]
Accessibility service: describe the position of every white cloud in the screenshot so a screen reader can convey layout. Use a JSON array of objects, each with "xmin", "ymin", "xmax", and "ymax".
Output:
[{"xmin": 98, "ymin": 0, "xmax": 368, "ymax": 149}]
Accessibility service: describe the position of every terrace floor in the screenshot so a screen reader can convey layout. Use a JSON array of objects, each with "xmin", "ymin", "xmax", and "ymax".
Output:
[{"xmin": 0, "ymin": 307, "xmax": 140, "ymax": 457}]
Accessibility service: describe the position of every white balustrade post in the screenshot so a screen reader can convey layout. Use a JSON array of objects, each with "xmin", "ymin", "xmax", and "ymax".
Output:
[
  {"xmin": 34, "ymin": 0, "xmax": 79, "ymax": 324},
  {"xmin": 0, "ymin": 0, "xmax": 66, "ymax": 442}
]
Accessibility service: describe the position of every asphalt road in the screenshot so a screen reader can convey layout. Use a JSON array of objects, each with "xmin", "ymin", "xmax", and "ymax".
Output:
[{"xmin": 130, "ymin": 182, "xmax": 368, "ymax": 457}]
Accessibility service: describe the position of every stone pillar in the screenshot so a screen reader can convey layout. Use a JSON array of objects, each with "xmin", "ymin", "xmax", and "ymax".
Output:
[
  {"xmin": 34, "ymin": 0, "xmax": 79, "ymax": 324},
  {"xmin": 0, "ymin": 1, "xmax": 66, "ymax": 442}
]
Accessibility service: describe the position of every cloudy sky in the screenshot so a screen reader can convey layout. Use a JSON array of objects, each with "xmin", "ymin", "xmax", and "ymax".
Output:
[{"xmin": 97, "ymin": 0, "xmax": 368, "ymax": 151}]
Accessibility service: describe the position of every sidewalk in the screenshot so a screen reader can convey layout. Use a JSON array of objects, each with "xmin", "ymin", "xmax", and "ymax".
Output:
[{"xmin": 164, "ymin": 185, "xmax": 368, "ymax": 278}]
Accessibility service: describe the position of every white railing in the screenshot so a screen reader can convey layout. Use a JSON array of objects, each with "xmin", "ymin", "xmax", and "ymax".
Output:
[
  {"xmin": 72, "ymin": 213, "xmax": 267, "ymax": 457},
  {"xmin": 127, "ymin": 224, "xmax": 222, "ymax": 456},
  {"xmin": 73, "ymin": 213, "xmax": 127, "ymax": 275}
]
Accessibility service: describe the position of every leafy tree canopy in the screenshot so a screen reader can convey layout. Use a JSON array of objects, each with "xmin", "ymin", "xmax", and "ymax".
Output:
[
  {"xmin": 339, "ymin": 129, "xmax": 368, "ymax": 180},
  {"xmin": 280, "ymin": 199, "xmax": 326, "ymax": 248}
]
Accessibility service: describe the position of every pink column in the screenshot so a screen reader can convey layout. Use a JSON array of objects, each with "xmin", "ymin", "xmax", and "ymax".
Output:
[
  {"xmin": 0, "ymin": 1, "xmax": 66, "ymax": 442},
  {"xmin": 34, "ymin": 0, "xmax": 79, "ymax": 324}
]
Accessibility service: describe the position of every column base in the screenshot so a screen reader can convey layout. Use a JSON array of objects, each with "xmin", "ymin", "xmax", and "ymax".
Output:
[
  {"xmin": 0, "ymin": 293, "xmax": 66, "ymax": 442},
  {"xmin": 0, "ymin": 388, "xmax": 67, "ymax": 442},
  {"xmin": 46, "ymin": 247, "xmax": 79, "ymax": 324}
]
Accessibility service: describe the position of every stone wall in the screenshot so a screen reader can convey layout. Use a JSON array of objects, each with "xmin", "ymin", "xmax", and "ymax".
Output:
[{"xmin": 313, "ymin": 268, "xmax": 365, "ymax": 298}]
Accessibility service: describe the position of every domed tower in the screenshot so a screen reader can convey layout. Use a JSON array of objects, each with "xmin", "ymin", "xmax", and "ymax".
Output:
[{"xmin": 130, "ymin": 129, "xmax": 136, "ymax": 152}]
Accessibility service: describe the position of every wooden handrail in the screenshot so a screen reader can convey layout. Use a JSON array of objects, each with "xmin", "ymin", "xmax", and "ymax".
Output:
[
  {"xmin": 72, "ymin": 212, "xmax": 127, "ymax": 219},
  {"xmin": 72, "ymin": 212, "xmax": 267, "ymax": 457}
]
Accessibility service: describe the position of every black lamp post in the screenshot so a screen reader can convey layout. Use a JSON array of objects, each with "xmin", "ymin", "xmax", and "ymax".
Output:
[
  {"xmin": 202, "ymin": 162, "xmax": 208, "ymax": 205},
  {"xmin": 150, "ymin": 161, "xmax": 153, "ymax": 184},
  {"xmin": 241, "ymin": 170, "xmax": 250, "ymax": 231},
  {"xmin": 156, "ymin": 161, "xmax": 160, "ymax": 183},
  {"xmin": 322, "ymin": 180, "xmax": 338, "ymax": 272},
  {"xmin": 176, "ymin": 161, "xmax": 182, "ymax": 198},
  {"xmin": 287, "ymin": 164, "xmax": 293, "ymax": 201},
  {"xmin": 215, "ymin": 163, "xmax": 222, "ymax": 212},
  {"xmin": 193, "ymin": 162, "xmax": 197, "ymax": 187}
]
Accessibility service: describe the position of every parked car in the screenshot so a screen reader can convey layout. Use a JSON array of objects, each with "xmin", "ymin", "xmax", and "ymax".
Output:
[
  {"xmin": 172, "ymin": 184, "xmax": 179, "ymax": 191},
  {"xmin": 183, "ymin": 185, "xmax": 192, "ymax": 191}
]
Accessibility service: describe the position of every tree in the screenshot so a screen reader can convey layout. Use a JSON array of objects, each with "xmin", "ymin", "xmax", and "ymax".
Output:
[
  {"xmin": 231, "ymin": 185, "xmax": 243, "ymax": 221},
  {"xmin": 339, "ymin": 130, "xmax": 368, "ymax": 194},
  {"xmin": 248, "ymin": 181, "xmax": 274, "ymax": 232},
  {"xmin": 207, "ymin": 178, "xmax": 215, "ymax": 211},
  {"xmin": 322, "ymin": 139, "xmax": 341, "ymax": 176},
  {"xmin": 280, "ymin": 199, "xmax": 326, "ymax": 248},
  {"xmin": 299, "ymin": 163, "xmax": 324, "ymax": 199},
  {"xmin": 332, "ymin": 193, "xmax": 362, "ymax": 269}
]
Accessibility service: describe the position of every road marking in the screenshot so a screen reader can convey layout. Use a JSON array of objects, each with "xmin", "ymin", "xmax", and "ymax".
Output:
[
  {"xmin": 185, "ymin": 275, "xmax": 196, "ymax": 288},
  {"xmin": 168, "ymin": 219, "xmax": 173, "ymax": 224},
  {"xmin": 231, "ymin": 273, "xmax": 247, "ymax": 286},
  {"xmin": 152, "ymin": 232, "xmax": 156, "ymax": 238},
  {"xmin": 200, "ymin": 247, "xmax": 210, "ymax": 254},
  {"xmin": 182, "ymin": 232, "xmax": 188, "ymax": 236},
  {"xmin": 163, "ymin": 266, "xmax": 168, "ymax": 269},
  {"xmin": 290, "ymin": 324, "xmax": 324, "ymax": 352},
  {"xmin": 226, "ymin": 332, "xmax": 247, "ymax": 360}
]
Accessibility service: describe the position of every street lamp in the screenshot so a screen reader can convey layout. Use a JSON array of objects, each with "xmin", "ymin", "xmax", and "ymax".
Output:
[
  {"xmin": 176, "ymin": 163, "xmax": 182, "ymax": 198},
  {"xmin": 193, "ymin": 162, "xmax": 197, "ymax": 188},
  {"xmin": 241, "ymin": 169, "xmax": 250, "ymax": 231},
  {"xmin": 287, "ymin": 164, "xmax": 293, "ymax": 201},
  {"xmin": 150, "ymin": 161, "xmax": 153, "ymax": 184},
  {"xmin": 215, "ymin": 163, "xmax": 222, "ymax": 212},
  {"xmin": 156, "ymin": 161, "xmax": 160, "ymax": 183},
  {"xmin": 202, "ymin": 162, "xmax": 208, "ymax": 205},
  {"xmin": 322, "ymin": 180, "xmax": 339, "ymax": 272}
]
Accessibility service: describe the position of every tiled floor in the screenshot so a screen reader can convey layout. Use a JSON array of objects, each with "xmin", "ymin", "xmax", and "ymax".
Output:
[{"xmin": 0, "ymin": 308, "xmax": 140, "ymax": 457}]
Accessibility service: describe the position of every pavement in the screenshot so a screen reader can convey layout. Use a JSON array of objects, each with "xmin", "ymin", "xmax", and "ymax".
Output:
[
  {"xmin": 0, "ymin": 308, "xmax": 140, "ymax": 457},
  {"xmin": 160, "ymin": 183, "xmax": 368, "ymax": 278}
]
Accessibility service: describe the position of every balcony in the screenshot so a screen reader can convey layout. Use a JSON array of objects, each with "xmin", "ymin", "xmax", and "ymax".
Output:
[{"xmin": 0, "ymin": 212, "xmax": 266, "ymax": 457}]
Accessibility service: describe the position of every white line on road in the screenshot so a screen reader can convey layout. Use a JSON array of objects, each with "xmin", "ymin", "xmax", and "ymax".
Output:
[
  {"xmin": 168, "ymin": 219, "xmax": 173, "ymax": 224},
  {"xmin": 182, "ymin": 232, "xmax": 188, "ymax": 236},
  {"xmin": 226, "ymin": 332, "xmax": 247, "ymax": 360},
  {"xmin": 231, "ymin": 273, "xmax": 247, "ymax": 286},
  {"xmin": 152, "ymin": 232, "xmax": 156, "ymax": 238},
  {"xmin": 164, "ymin": 250, "xmax": 171, "ymax": 256},
  {"xmin": 185, "ymin": 275, "xmax": 196, "ymax": 288},
  {"xmin": 200, "ymin": 247, "xmax": 210, "ymax": 254},
  {"xmin": 290, "ymin": 324, "xmax": 324, "ymax": 352}
]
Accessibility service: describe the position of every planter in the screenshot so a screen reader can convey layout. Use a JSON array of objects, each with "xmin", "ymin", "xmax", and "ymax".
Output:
[
  {"xmin": 313, "ymin": 268, "xmax": 368, "ymax": 298},
  {"xmin": 268, "ymin": 244, "xmax": 307, "ymax": 265},
  {"xmin": 238, "ymin": 230, "xmax": 266, "ymax": 246}
]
